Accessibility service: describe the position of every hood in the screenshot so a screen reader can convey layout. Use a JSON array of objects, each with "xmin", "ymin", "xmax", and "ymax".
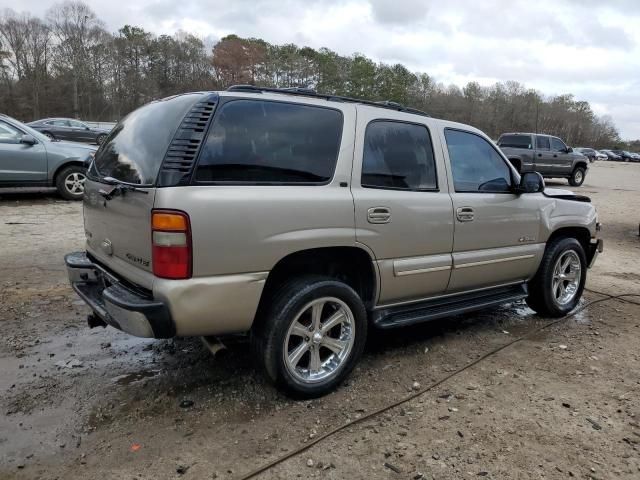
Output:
[
  {"xmin": 46, "ymin": 140, "xmax": 98, "ymax": 154},
  {"xmin": 543, "ymin": 187, "xmax": 591, "ymax": 203}
]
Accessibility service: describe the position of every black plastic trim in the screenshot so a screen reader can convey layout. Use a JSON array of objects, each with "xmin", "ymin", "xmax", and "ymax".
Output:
[
  {"xmin": 373, "ymin": 284, "xmax": 528, "ymax": 329},
  {"xmin": 157, "ymin": 93, "xmax": 219, "ymax": 187}
]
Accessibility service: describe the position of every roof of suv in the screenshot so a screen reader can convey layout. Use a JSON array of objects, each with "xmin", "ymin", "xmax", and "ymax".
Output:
[{"xmin": 224, "ymin": 85, "xmax": 430, "ymax": 118}]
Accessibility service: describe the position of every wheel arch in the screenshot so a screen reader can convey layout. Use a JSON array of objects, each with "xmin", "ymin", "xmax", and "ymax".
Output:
[
  {"xmin": 546, "ymin": 226, "xmax": 591, "ymax": 256},
  {"xmin": 255, "ymin": 246, "xmax": 378, "ymax": 324},
  {"xmin": 573, "ymin": 161, "xmax": 588, "ymax": 171},
  {"xmin": 52, "ymin": 160, "xmax": 85, "ymax": 185}
]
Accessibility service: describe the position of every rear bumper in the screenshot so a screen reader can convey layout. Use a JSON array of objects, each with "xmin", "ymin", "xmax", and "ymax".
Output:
[
  {"xmin": 587, "ymin": 238, "xmax": 603, "ymax": 268},
  {"xmin": 64, "ymin": 252, "xmax": 175, "ymax": 338}
]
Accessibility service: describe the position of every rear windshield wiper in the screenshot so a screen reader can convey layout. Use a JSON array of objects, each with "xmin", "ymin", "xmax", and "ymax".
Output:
[{"xmin": 99, "ymin": 177, "xmax": 150, "ymax": 202}]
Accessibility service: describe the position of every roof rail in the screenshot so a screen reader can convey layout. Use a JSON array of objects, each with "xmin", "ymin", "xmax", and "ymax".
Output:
[{"xmin": 225, "ymin": 85, "xmax": 429, "ymax": 117}]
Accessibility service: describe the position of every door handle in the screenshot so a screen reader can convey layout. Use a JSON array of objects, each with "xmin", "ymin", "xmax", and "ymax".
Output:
[
  {"xmin": 553, "ymin": 154, "xmax": 558, "ymax": 158},
  {"xmin": 537, "ymin": 153, "xmax": 542, "ymax": 157},
  {"xmin": 367, "ymin": 207, "xmax": 391, "ymax": 224},
  {"xmin": 456, "ymin": 207, "xmax": 474, "ymax": 222}
]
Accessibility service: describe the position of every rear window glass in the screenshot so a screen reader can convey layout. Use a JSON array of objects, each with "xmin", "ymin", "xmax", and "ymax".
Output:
[
  {"xmin": 498, "ymin": 135, "xmax": 531, "ymax": 149},
  {"xmin": 93, "ymin": 94, "xmax": 201, "ymax": 184},
  {"xmin": 194, "ymin": 100, "xmax": 343, "ymax": 184}
]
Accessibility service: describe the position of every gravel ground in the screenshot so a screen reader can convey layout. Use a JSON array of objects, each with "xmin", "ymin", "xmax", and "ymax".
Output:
[{"xmin": 0, "ymin": 161, "xmax": 639, "ymax": 480}]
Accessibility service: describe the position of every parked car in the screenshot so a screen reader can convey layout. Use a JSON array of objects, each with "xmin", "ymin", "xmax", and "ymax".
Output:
[
  {"xmin": 27, "ymin": 117, "xmax": 111, "ymax": 145},
  {"xmin": 600, "ymin": 149, "xmax": 622, "ymax": 161},
  {"xmin": 574, "ymin": 147, "xmax": 597, "ymax": 162},
  {"xmin": 594, "ymin": 150, "xmax": 608, "ymax": 161},
  {"xmin": 611, "ymin": 149, "xmax": 635, "ymax": 162},
  {"xmin": 630, "ymin": 152, "xmax": 640, "ymax": 162},
  {"xmin": 497, "ymin": 133, "xmax": 590, "ymax": 186},
  {"xmin": 0, "ymin": 114, "xmax": 96, "ymax": 199},
  {"xmin": 64, "ymin": 86, "xmax": 603, "ymax": 397}
]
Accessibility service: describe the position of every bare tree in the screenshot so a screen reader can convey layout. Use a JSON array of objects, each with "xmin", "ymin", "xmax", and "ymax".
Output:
[
  {"xmin": 46, "ymin": 0, "xmax": 105, "ymax": 118},
  {"xmin": 0, "ymin": 10, "xmax": 51, "ymax": 117},
  {"xmin": 0, "ymin": 4, "xmax": 628, "ymax": 147}
]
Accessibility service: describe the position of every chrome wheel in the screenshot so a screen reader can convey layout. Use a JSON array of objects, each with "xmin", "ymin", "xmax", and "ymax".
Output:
[
  {"xmin": 64, "ymin": 171, "xmax": 86, "ymax": 196},
  {"xmin": 283, "ymin": 296, "xmax": 355, "ymax": 384},
  {"xmin": 44, "ymin": 132, "xmax": 54, "ymax": 140},
  {"xmin": 574, "ymin": 170, "xmax": 583, "ymax": 184},
  {"xmin": 552, "ymin": 250, "xmax": 581, "ymax": 305}
]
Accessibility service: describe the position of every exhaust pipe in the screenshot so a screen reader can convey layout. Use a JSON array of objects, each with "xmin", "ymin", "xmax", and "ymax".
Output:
[{"xmin": 200, "ymin": 336, "xmax": 228, "ymax": 358}]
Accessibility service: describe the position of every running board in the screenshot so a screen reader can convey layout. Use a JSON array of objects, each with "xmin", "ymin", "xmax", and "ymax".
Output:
[{"xmin": 372, "ymin": 284, "xmax": 528, "ymax": 329}]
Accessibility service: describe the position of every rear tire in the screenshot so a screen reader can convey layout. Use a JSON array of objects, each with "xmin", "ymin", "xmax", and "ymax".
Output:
[
  {"xmin": 526, "ymin": 237, "xmax": 587, "ymax": 317},
  {"xmin": 568, "ymin": 167, "xmax": 586, "ymax": 186},
  {"xmin": 55, "ymin": 165, "xmax": 86, "ymax": 200},
  {"xmin": 251, "ymin": 275, "xmax": 367, "ymax": 398}
]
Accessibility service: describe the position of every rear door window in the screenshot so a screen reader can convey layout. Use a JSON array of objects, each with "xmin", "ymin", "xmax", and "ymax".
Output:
[
  {"xmin": 498, "ymin": 134, "xmax": 532, "ymax": 149},
  {"xmin": 195, "ymin": 100, "xmax": 343, "ymax": 184},
  {"xmin": 361, "ymin": 120, "xmax": 437, "ymax": 190}
]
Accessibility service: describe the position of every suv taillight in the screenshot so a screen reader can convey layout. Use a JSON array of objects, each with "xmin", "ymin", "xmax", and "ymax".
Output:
[{"xmin": 151, "ymin": 210, "xmax": 192, "ymax": 279}]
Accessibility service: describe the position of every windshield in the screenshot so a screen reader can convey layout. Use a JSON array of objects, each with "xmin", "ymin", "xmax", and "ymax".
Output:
[{"xmin": 92, "ymin": 93, "xmax": 202, "ymax": 184}]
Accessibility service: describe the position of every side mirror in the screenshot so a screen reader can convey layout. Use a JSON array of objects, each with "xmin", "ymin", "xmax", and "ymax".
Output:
[
  {"xmin": 85, "ymin": 126, "xmax": 91, "ymax": 130},
  {"xmin": 516, "ymin": 171, "xmax": 545, "ymax": 194},
  {"xmin": 566, "ymin": 146, "xmax": 573, "ymax": 153},
  {"xmin": 20, "ymin": 134, "xmax": 37, "ymax": 146}
]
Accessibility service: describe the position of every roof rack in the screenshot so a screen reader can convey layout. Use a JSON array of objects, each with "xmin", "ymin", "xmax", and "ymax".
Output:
[{"xmin": 226, "ymin": 85, "xmax": 429, "ymax": 117}]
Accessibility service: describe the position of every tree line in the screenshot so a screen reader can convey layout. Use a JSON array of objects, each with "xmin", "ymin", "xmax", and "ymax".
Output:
[{"xmin": 0, "ymin": 1, "xmax": 631, "ymax": 148}]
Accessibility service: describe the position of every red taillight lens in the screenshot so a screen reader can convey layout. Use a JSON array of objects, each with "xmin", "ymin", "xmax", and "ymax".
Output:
[{"xmin": 151, "ymin": 210, "xmax": 192, "ymax": 279}]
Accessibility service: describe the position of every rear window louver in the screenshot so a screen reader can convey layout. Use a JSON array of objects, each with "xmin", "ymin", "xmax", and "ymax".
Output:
[{"xmin": 157, "ymin": 93, "xmax": 218, "ymax": 187}]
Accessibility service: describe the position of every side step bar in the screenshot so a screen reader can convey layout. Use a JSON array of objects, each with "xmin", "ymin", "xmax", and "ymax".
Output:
[{"xmin": 372, "ymin": 284, "xmax": 528, "ymax": 329}]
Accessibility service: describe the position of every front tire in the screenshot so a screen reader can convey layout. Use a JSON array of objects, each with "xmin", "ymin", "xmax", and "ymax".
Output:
[
  {"xmin": 526, "ymin": 237, "xmax": 587, "ymax": 317},
  {"xmin": 55, "ymin": 165, "xmax": 87, "ymax": 200},
  {"xmin": 251, "ymin": 276, "xmax": 367, "ymax": 398},
  {"xmin": 96, "ymin": 133, "xmax": 107, "ymax": 145},
  {"xmin": 568, "ymin": 166, "xmax": 586, "ymax": 186},
  {"xmin": 43, "ymin": 131, "xmax": 55, "ymax": 141}
]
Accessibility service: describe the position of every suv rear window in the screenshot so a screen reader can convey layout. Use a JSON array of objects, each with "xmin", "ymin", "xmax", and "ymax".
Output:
[
  {"xmin": 498, "ymin": 134, "xmax": 532, "ymax": 149},
  {"xmin": 195, "ymin": 100, "xmax": 343, "ymax": 184},
  {"xmin": 92, "ymin": 94, "xmax": 202, "ymax": 184}
]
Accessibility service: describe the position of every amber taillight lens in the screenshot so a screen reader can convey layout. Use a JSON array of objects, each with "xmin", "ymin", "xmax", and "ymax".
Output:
[{"xmin": 151, "ymin": 210, "xmax": 191, "ymax": 279}]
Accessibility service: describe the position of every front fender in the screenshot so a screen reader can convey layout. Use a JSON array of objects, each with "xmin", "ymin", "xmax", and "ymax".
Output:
[{"xmin": 540, "ymin": 197, "xmax": 598, "ymax": 240}]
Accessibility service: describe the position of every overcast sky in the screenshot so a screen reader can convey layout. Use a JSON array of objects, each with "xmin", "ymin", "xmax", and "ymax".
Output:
[{"xmin": 8, "ymin": 0, "xmax": 640, "ymax": 139}]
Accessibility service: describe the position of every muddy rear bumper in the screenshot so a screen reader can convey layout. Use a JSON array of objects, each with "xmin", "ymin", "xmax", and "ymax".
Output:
[{"xmin": 64, "ymin": 252, "xmax": 175, "ymax": 338}]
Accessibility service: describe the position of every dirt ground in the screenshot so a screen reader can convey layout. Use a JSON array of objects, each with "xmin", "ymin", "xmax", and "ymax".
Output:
[{"xmin": 1, "ymin": 161, "xmax": 639, "ymax": 480}]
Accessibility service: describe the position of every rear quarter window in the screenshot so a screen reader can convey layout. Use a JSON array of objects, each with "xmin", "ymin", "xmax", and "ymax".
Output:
[{"xmin": 194, "ymin": 99, "xmax": 343, "ymax": 184}]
